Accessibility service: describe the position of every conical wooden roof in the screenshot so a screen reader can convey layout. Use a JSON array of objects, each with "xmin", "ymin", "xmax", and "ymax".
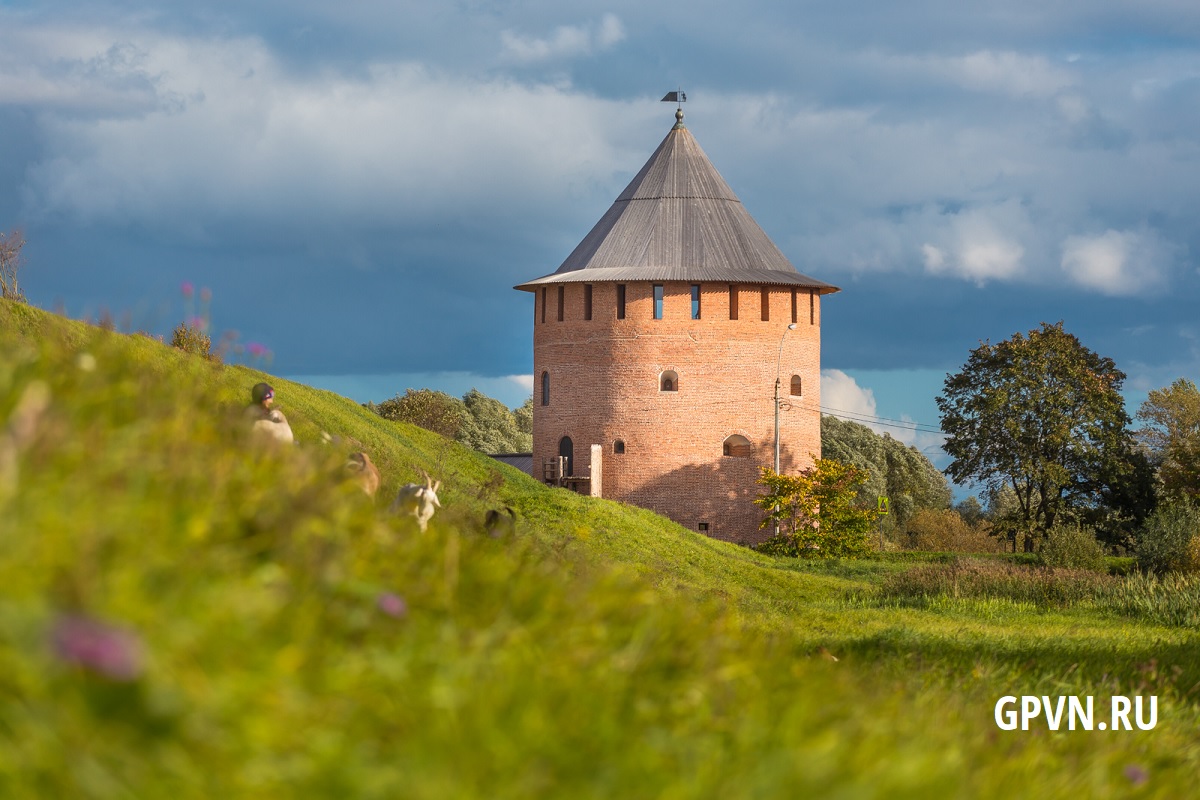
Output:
[{"xmin": 516, "ymin": 113, "xmax": 838, "ymax": 293}]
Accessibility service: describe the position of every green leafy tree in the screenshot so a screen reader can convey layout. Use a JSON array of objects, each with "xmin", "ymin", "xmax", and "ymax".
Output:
[
  {"xmin": 1137, "ymin": 379, "xmax": 1200, "ymax": 502},
  {"xmin": 937, "ymin": 322, "xmax": 1139, "ymax": 551},
  {"xmin": 369, "ymin": 389, "xmax": 470, "ymax": 440},
  {"xmin": 367, "ymin": 388, "xmax": 533, "ymax": 452},
  {"xmin": 514, "ymin": 396, "xmax": 533, "ymax": 439},
  {"xmin": 460, "ymin": 388, "xmax": 532, "ymax": 453},
  {"xmin": 755, "ymin": 458, "xmax": 880, "ymax": 558},
  {"xmin": 954, "ymin": 496, "xmax": 986, "ymax": 526},
  {"xmin": 1135, "ymin": 502, "xmax": 1200, "ymax": 574},
  {"xmin": 821, "ymin": 415, "xmax": 950, "ymax": 534}
]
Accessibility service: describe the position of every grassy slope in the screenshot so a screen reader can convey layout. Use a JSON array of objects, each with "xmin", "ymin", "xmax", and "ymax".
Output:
[{"xmin": 2, "ymin": 299, "xmax": 1198, "ymax": 798}]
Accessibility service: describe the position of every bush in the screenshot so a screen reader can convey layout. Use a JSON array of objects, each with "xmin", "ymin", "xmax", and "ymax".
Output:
[
  {"xmin": 906, "ymin": 508, "xmax": 1000, "ymax": 553},
  {"xmin": 1040, "ymin": 523, "xmax": 1108, "ymax": 573},
  {"xmin": 1135, "ymin": 503, "xmax": 1200, "ymax": 574},
  {"xmin": 170, "ymin": 321, "xmax": 218, "ymax": 363}
]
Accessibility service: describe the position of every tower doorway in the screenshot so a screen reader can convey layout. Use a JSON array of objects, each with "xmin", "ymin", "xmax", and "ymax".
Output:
[{"xmin": 559, "ymin": 436, "xmax": 575, "ymax": 476}]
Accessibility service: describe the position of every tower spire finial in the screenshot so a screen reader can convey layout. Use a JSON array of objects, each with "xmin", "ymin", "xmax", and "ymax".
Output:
[{"xmin": 661, "ymin": 88, "xmax": 687, "ymax": 128}]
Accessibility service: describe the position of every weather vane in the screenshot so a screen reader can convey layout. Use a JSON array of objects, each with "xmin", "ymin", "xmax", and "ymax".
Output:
[
  {"xmin": 662, "ymin": 88, "xmax": 687, "ymax": 127},
  {"xmin": 661, "ymin": 89, "xmax": 687, "ymax": 108}
]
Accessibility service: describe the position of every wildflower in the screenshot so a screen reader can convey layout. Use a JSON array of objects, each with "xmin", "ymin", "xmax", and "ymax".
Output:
[
  {"xmin": 77, "ymin": 352, "xmax": 96, "ymax": 372},
  {"xmin": 188, "ymin": 316, "xmax": 207, "ymax": 331},
  {"xmin": 247, "ymin": 342, "xmax": 268, "ymax": 358},
  {"xmin": 180, "ymin": 281, "xmax": 194, "ymax": 297},
  {"xmin": 52, "ymin": 615, "xmax": 144, "ymax": 681},
  {"xmin": 376, "ymin": 592, "xmax": 408, "ymax": 619},
  {"xmin": 1124, "ymin": 764, "xmax": 1149, "ymax": 786}
]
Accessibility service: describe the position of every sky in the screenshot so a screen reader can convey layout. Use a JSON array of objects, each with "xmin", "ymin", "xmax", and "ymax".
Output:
[{"xmin": 3, "ymin": 0, "xmax": 1200, "ymax": 492}]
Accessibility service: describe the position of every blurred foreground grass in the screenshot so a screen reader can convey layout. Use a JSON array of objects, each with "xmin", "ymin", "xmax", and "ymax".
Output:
[{"xmin": 2, "ymin": 299, "xmax": 1199, "ymax": 798}]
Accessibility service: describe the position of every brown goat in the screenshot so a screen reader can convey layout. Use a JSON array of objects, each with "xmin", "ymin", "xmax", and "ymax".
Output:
[{"xmin": 345, "ymin": 451, "xmax": 381, "ymax": 497}]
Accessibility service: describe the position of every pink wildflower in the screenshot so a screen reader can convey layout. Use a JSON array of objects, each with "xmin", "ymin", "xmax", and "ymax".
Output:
[
  {"xmin": 180, "ymin": 281, "xmax": 194, "ymax": 297},
  {"xmin": 376, "ymin": 592, "xmax": 408, "ymax": 619},
  {"xmin": 1124, "ymin": 765, "xmax": 1149, "ymax": 786},
  {"xmin": 52, "ymin": 615, "xmax": 144, "ymax": 681}
]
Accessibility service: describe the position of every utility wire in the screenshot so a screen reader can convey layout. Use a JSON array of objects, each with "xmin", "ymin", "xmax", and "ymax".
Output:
[{"xmin": 787, "ymin": 400, "xmax": 944, "ymax": 434}]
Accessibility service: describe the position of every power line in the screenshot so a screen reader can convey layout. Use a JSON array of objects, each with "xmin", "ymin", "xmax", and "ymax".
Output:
[{"xmin": 788, "ymin": 400, "xmax": 944, "ymax": 434}]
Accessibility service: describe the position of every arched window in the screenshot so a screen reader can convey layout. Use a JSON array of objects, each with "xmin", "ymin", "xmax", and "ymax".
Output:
[
  {"xmin": 722, "ymin": 434, "xmax": 752, "ymax": 458},
  {"xmin": 790, "ymin": 375, "xmax": 802, "ymax": 396},
  {"xmin": 613, "ymin": 440, "xmax": 625, "ymax": 455},
  {"xmin": 660, "ymin": 370, "xmax": 679, "ymax": 392},
  {"xmin": 541, "ymin": 371, "xmax": 550, "ymax": 406}
]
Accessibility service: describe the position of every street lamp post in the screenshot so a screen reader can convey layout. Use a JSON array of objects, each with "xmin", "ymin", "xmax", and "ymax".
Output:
[{"xmin": 773, "ymin": 323, "xmax": 798, "ymax": 535}]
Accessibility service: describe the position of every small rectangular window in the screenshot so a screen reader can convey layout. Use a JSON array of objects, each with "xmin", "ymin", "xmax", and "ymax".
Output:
[
  {"xmin": 698, "ymin": 522, "xmax": 709, "ymax": 532},
  {"xmin": 653, "ymin": 284, "xmax": 664, "ymax": 320},
  {"xmin": 791, "ymin": 289, "xmax": 797, "ymax": 324},
  {"xmin": 810, "ymin": 290, "xmax": 815, "ymax": 325},
  {"xmin": 761, "ymin": 287, "xmax": 770, "ymax": 321},
  {"xmin": 540, "ymin": 288, "xmax": 546, "ymax": 324},
  {"xmin": 729, "ymin": 285, "xmax": 738, "ymax": 320},
  {"xmin": 617, "ymin": 284, "xmax": 626, "ymax": 320},
  {"xmin": 584, "ymin": 284, "xmax": 593, "ymax": 321},
  {"xmin": 691, "ymin": 284, "xmax": 701, "ymax": 319},
  {"xmin": 557, "ymin": 286, "xmax": 564, "ymax": 322}
]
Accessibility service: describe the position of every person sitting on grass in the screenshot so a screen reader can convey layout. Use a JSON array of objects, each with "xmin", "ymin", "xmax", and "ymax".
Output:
[{"xmin": 245, "ymin": 382, "xmax": 294, "ymax": 444}]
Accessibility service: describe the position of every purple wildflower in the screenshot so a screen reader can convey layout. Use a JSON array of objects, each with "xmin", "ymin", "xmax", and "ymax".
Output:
[
  {"xmin": 180, "ymin": 281, "xmax": 194, "ymax": 297},
  {"xmin": 52, "ymin": 615, "xmax": 144, "ymax": 681},
  {"xmin": 377, "ymin": 592, "xmax": 408, "ymax": 619},
  {"xmin": 247, "ymin": 342, "xmax": 268, "ymax": 358},
  {"xmin": 188, "ymin": 316, "xmax": 207, "ymax": 331},
  {"xmin": 1124, "ymin": 765, "xmax": 1149, "ymax": 787}
]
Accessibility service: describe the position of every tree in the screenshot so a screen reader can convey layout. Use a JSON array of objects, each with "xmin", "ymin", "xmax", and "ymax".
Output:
[
  {"xmin": 754, "ymin": 458, "xmax": 881, "ymax": 558},
  {"xmin": 366, "ymin": 388, "xmax": 533, "ymax": 453},
  {"xmin": 821, "ymin": 415, "xmax": 951, "ymax": 534},
  {"xmin": 954, "ymin": 495, "xmax": 986, "ymax": 526},
  {"xmin": 513, "ymin": 396, "xmax": 533, "ymax": 439},
  {"xmin": 1, "ymin": 228, "xmax": 26, "ymax": 302},
  {"xmin": 937, "ymin": 322, "xmax": 1139, "ymax": 551},
  {"xmin": 1136, "ymin": 379, "xmax": 1200, "ymax": 502},
  {"xmin": 368, "ymin": 389, "xmax": 469, "ymax": 440},
  {"xmin": 460, "ymin": 388, "xmax": 532, "ymax": 453}
]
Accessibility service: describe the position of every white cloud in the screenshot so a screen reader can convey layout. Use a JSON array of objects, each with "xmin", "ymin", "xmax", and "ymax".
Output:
[
  {"xmin": 821, "ymin": 369, "xmax": 878, "ymax": 423},
  {"xmin": 12, "ymin": 24, "xmax": 649, "ymax": 238},
  {"xmin": 860, "ymin": 49, "xmax": 1076, "ymax": 99},
  {"xmin": 921, "ymin": 203, "xmax": 1028, "ymax": 285},
  {"xmin": 500, "ymin": 14, "xmax": 625, "ymax": 63},
  {"xmin": 949, "ymin": 50, "xmax": 1075, "ymax": 98},
  {"xmin": 1060, "ymin": 229, "xmax": 1166, "ymax": 295}
]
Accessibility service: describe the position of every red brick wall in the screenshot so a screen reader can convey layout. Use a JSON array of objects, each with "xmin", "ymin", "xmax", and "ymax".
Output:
[{"xmin": 530, "ymin": 280, "xmax": 823, "ymax": 545}]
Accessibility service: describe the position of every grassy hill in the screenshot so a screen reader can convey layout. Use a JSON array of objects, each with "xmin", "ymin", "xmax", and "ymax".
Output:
[{"xmin": 2, "ymin": 298, "xmax": 1198, "ymax": 798}]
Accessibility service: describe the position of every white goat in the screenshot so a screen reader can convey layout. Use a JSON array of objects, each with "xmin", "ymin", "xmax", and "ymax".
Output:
[{"xmin": 389, "ymin": 471, "xmax": 441, "ymax": 531}]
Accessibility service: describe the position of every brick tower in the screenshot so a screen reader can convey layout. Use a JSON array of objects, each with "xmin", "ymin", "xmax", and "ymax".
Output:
[{"xmin": 516, "ymin": 109, "xmax": 839, "ymax": 545}]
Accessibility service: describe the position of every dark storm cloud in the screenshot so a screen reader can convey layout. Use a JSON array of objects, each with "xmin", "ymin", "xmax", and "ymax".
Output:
[{"xmin": 2, "ymin": 0, "xmax": 1199, "ymax": 405}]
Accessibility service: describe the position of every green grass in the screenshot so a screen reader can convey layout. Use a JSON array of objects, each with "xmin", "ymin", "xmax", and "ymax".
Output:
[{"xmin": 3, "ymin": 298, "xmax": 1200, "ymax": 798}]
